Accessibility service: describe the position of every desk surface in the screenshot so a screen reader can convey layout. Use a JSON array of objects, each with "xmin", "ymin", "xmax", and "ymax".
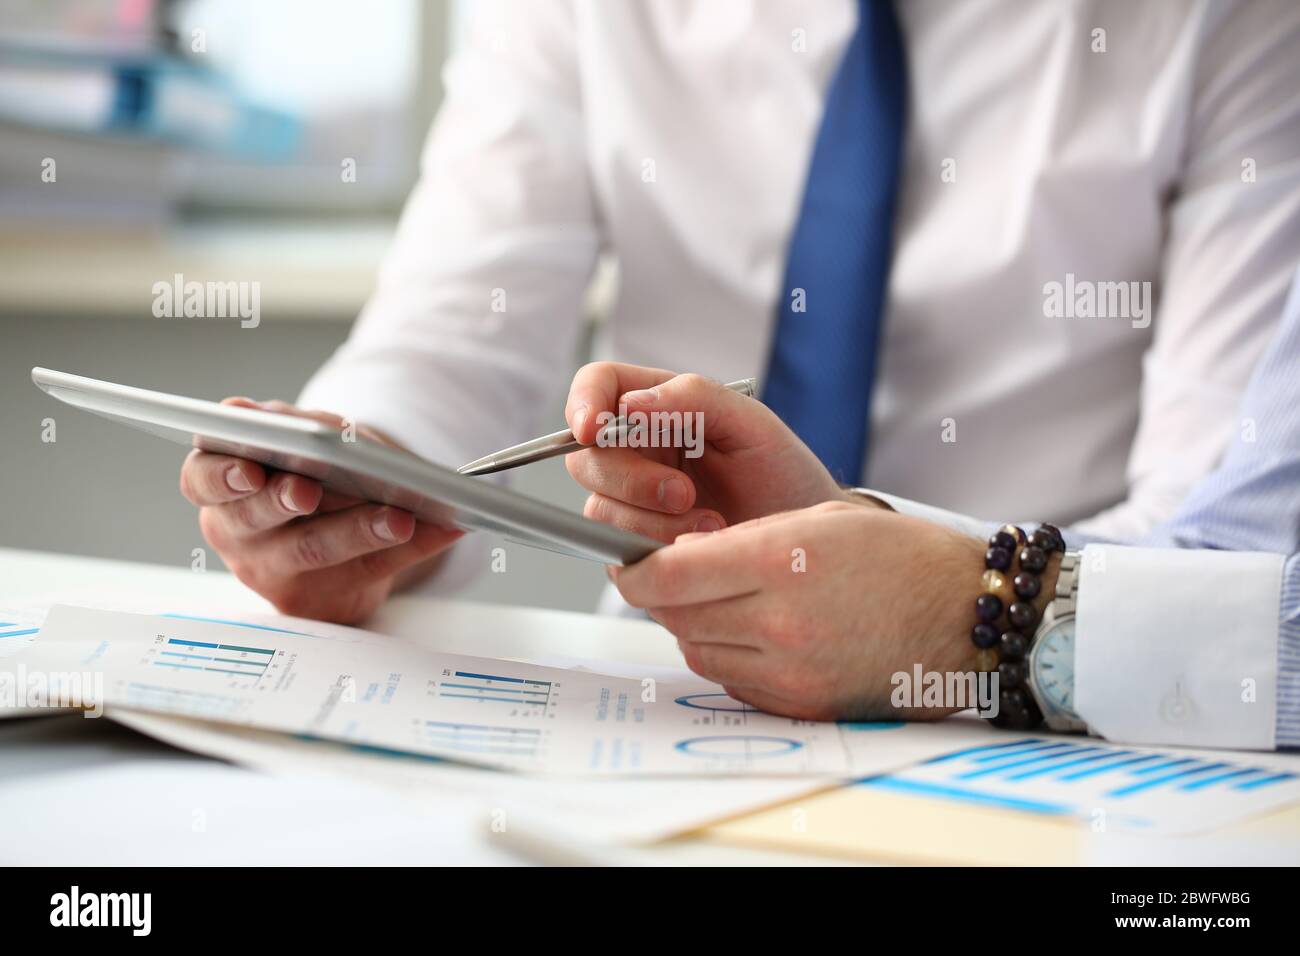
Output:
[
  {"xmin": 0, "ymin": 547, "xmax": 835, "ymax": 865},
  {"xmin": 3, "ymin": 547, "xmax": 1297, "ymax": 866}
]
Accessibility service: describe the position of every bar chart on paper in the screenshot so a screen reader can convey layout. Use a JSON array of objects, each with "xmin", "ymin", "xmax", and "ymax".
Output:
[
  {"xmin": 863, "ymin": 736, "xmax": 1300, "ymax": 833},
  {"xmin": 151, "ymin": 635, "xmax": 277, "ymax": 682},
  {"xmin": 434, "ymin": 669, "xmax": 557, "ymax": 716},
  {"xmin": 21, "ymin": 606, "xmax": 1013, "ymax": 777}
]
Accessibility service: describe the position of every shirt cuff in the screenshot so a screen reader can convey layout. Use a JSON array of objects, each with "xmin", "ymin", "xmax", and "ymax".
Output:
[
  {"xmin": 1074, "ymin": 544, "xmax": 1284, "ymax": 750},
  {"xmin": 297, "ymin": 361, "xmax": 496, "ymax": 596},
  {"xmin": 852, "ymin": 488, "xmax": 996, "ymax": 541}
]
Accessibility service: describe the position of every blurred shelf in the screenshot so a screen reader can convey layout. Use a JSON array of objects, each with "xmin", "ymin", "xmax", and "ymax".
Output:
[{"xmin": 0, "ymin": 217, "xmax": 394, "ymax": 321}]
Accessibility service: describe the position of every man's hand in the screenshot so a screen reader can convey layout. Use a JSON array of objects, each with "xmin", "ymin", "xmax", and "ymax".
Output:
[
  {"xmin": 609, "ymin": 501, "xmax": 985, "ymax": 721},
  {"xmin": 564, "ymin": 363, "xmax": 850, "ymax": 541},
  {"xmin": 180, "ymin": 399, "xmax": 461, "ymax": 624}
]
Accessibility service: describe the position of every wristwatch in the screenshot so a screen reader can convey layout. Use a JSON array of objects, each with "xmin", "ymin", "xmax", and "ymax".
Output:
[{"xmin": 1025, "ymin": 551, "xmax": 1090, "ymax": 734}]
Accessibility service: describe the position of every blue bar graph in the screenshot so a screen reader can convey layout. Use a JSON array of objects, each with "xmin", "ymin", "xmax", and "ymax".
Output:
[
  {"xmin": 152, "ymin": 636, "xmax": 274, "ymax": 682},
  {"xmin": 861, "ymin": 736, "xmax": 1300, "ymax": 829},
  {"xmin": 435, "ymin": 670, "xmax": 553, "ymax": 709}
]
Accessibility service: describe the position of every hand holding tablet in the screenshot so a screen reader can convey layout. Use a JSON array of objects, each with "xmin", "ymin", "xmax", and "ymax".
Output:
[
  {"xmin": 179, "ymin": 398, "xmax": 462, "ymax": 623},
  {"xmin": 32, "ymin": 368, "xmax": 661, "ymax": 624}
]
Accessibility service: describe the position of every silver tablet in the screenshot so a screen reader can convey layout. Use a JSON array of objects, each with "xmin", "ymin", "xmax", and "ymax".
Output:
[{"xmin": 31, "ymin": 367, "xmax": 662, "ymax": 566}]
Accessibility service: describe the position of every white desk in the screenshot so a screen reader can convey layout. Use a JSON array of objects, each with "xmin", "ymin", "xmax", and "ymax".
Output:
[
  {"xmin": 0, "ymin": 547, "xmax": 833, "ymax": 865},
  {"xmin": 6, "ymin": 547, "xmax": 1297, "ymax": 867}
]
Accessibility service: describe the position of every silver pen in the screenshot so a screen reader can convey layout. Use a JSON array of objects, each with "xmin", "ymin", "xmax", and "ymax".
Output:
[{"xmin": 458, "ymin": 377, "xmax": 758, "ymax": 476}]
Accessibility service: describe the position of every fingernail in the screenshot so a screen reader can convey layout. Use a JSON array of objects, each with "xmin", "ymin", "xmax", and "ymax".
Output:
[
  {"xmin": 225, "ymin": 465, "xmax": 254, "ymax": 493},
  {"xmin": 622, "ymin": 388, "xmax": 657, "ymax": 406},
  {"xmin": 572, "ymin": 404, "xmax": 589, "ymax": 437},
  {"xmin": 694, "ymin": 516, "xmax": 722, "ymax": 533},
  {"xmin": 371, "ymin": 509, "xmax": 398, "ymax": 543},
  {"xmin": 278, "ymin": 481, "xmax": 301, "ymax": 513},
  {"xmin": 658, "ymin": 477, "xmax": 689, "ymax": 513}
]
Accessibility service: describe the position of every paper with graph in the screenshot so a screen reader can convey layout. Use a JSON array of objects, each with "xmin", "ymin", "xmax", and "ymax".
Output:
[
  {"xmin": 9, "ymin": 605, "xmax": 944, "ymax": 776},
  {"xmin": 861, "ymin": 735, "xmax": 1300, "ymax": 834}
]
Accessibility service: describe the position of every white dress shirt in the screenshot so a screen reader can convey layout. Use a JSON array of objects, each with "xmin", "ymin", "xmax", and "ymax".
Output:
[
  {"xmin": 301, "ymin": 1, "xmax": 1300, "ymax": 585},
  {"xmin": 872, "ymin": 266, "xmax": 1300, "ymax": 752}
]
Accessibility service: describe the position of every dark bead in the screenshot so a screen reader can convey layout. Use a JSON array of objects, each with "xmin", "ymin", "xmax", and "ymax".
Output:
[
  {"xmin": 971, "ymin": 623, "xmax": 1000, "ymax": 649},
  {"xmin": 992, "ymin": 688, "xmax": 1043, "ymax": 729},
  {"xmin": 989, "ymin": 529, "xmax": 1018, "ymax": 552},
  {"xmin": 985, "ymin": 546, "xmax": 1012, "ymax": 571},
  {"xmin": 1019, "ymin": 546, "xmax": 1047, "ymax": 573},
  {"xmin": 1008, "ymin": 601, "xmax": 1038, "ymax": 629},
  {"xmin": 1039, "ymin": 523, "xmax": 1064, "ymax": 551},
  {"xmin": 1021, "ymin": 693, "xmax": 1043, "ymax": 728},
  {"xmin": 1026, "ymin": 528, "xmax": 1060, "ymax": 553},
  {"xmin": 1013, "ymin": 572, "xmax": 1041, "ymax": 600},
  {"xmin": 999, "ymin": 630, "xmax": 1028, "ymax": 660},
  {"xmin": 997, "ymin": 660, "xmax": 1026, "ymax": 690},
  {"xmin": 974, "ymin": 594, "xmax": 1003, "ymax": 623},
  {"xmin": 990, "ymin": 689, "xmax": 1027, "ymax": 727}
]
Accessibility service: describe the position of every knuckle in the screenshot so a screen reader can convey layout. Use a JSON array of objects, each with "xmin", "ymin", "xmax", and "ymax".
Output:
[
  {"xmin": 756, "ymin": 534, "xmax": 792, "ymax": 578},
  {"xmin": 634, "ymin": 467, "xmax": 674, "ymax": 512},
  {"xmin": 573, "ymin": 361, "xmax": 613, "ymax": 396},
  {"xmin": 222, "ymin": 494, "xmax": 256, "ymax": 531},
  {"xmin": 192, "ymin": 457, "xmax": 227, "ymax": 504},
  {"xmin": 656, "ymin": 511, "xmax": 695, "ymax": 542},
  {"xmin": 292, "ymin": 526, "xmax": 333, "ymax": 570},
  {"xmin": 618, "ymin": 464, "xmax": 643, "ymax": 505},
  {"xmin": 585, "ymin": 494, "xmax": 640, "ymax": 534},
  {"xmin": 357, "ymin": 509, "xmax": 383, "ymax": 547},
  {"xmin": 675, "ymin": 372, "xmax": 714, "ymax": 395}
]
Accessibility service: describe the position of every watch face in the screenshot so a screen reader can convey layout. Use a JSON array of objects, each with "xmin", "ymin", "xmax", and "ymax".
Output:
[{"xmin": 1031, "ymin": 617, "xmax": 1076, "ymax": 714}]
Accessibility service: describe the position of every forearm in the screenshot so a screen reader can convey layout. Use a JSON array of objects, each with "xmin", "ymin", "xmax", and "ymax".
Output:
[{"xmin": 859, "ymin": 491, "xmax": 1288, "ymax": 750}]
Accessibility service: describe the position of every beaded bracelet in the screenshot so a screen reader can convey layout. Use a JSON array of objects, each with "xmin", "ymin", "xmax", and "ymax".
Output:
[{"xmin": 969, "ymin": 522, "xmax": 1065, "ymax": 729}]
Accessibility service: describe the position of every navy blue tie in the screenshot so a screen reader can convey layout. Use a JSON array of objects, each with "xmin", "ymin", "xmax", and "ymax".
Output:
[{"xmin": 761, "ymin": 0, "xmax": 906, "ymax": 485}]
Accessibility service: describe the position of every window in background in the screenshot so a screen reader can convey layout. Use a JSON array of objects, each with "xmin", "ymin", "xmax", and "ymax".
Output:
[
  {"xmin": 0, "ymin": 0, "xmax": 447, "ymax": 320},
  {"xmin": 170, "ymin": 0, "xmax": 427, "ymax": 213},
  {"xmin": 0, "ymin": 0, "xmax": 441, "ymax": 224}
]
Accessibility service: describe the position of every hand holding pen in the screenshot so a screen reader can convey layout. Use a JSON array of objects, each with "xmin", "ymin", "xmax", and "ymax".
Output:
[
  {"xmin": 487, "ymin": 364, "xmax": 850, "ymax": 542},
  {"xmin": 459, "ymin": 376, "xmax": 757, "ymax": 476}
]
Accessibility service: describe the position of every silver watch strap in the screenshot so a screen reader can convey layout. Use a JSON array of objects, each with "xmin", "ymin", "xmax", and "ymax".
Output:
[{"xmin": 1052, "ymin": 551, "xmax": 1080, "ymax": 614}]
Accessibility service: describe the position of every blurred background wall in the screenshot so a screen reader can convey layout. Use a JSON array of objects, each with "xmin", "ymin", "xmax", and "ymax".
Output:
[{"xmin": 0, "ymin": 0, "xmax": 607, "ymax": 612}]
